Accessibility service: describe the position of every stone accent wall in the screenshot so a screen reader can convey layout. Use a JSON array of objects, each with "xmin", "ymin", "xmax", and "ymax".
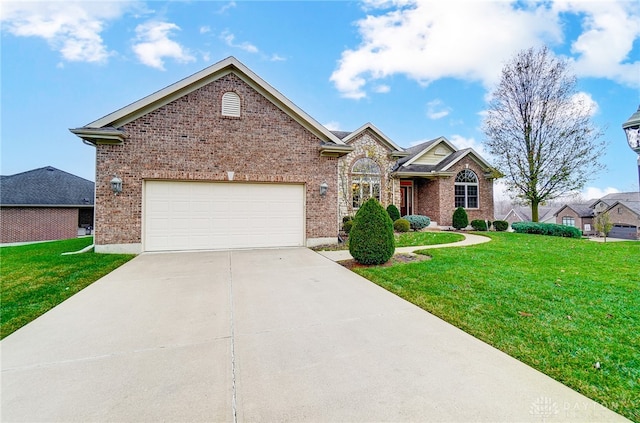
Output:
[
  {"xmin": 95, "ymin": 73, "xmax": 338, "ymax": 249},
  {"xmin": 0, "ymin": 207, "xmax": 78, "ymax": 243},
  {"xmin": 337, "ymin": 130, "xmax": 398, "ymax": 222}
]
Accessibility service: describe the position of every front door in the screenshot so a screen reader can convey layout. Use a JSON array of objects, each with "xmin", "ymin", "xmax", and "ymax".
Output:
[{"xmin": 400, "ymin": 183, "xmax": 413, "ymax": 216}]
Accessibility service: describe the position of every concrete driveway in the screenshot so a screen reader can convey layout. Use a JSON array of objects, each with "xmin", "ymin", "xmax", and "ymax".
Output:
[{"xmin": 1, "ymin": 248, "xmax": 628, "ymax": 422}]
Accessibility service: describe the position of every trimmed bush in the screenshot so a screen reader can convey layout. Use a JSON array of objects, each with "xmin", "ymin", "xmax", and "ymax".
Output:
[
  {"xmin": 402, "ymin": 215, "xmax": 431, "ymax": 231},
  {"xmin": 511, "ymin": 222, "xmax": 582, "ymax": 238},
  {"xmin": 493, "ymin": 220, "xmax": 509, "ymax": 232},
  {"xmin": 386, "ymin": 204, "xmax": 401, "ymax": 222},
  {"xmin": 452, "ymin": 207, "xmax": 469, "ymax": 230},
  {"xmin": 471, "ymin": 219, "xmax": 488, "ymax": 231},
  {"xmin": 342, "ymin": 220, "xmax": 353, "ymax": 234},
  {"xmin": 393, "ymin": 218, "xmax": 410, "ymax": 233},
  {"xmin": 349, "ymin": 198, "xmax": 395, "ymax": 265}
]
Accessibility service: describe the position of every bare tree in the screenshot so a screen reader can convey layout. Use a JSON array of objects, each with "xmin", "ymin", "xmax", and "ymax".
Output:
[{"xmin": 483, "ymin": 46, "xmax": 605, "ymax": 222}]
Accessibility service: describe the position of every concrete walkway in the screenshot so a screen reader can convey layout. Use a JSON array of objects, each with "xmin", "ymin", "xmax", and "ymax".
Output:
[
  {"xmin": 1, "ymin": 248, "xmax": 628, "ymax": 422},
  {"xmin": 318, "ymin": 232, "xmax": 491, "ymax": 261}
]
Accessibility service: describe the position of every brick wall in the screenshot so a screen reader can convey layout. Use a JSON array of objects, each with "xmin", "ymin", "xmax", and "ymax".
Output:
[
  {"xmin": 0, "ymin": 207, "xmax": 78, "ymax": 243},
  {"xmin": 95, "ymin": 73, "xmax": 338, "ymax": 248}
]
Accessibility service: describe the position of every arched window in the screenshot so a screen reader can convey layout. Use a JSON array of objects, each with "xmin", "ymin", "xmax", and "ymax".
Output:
[
  {"xmin": 454, "ymin": 169, "xmax": 478, "ymax": 208},
  {"xmin": 221, "ymin": 92, "xmax": 241, "ymax": 117},
  {"xmin": 351, "ymin": 158, "xmax": 381, "ymax": 208}
]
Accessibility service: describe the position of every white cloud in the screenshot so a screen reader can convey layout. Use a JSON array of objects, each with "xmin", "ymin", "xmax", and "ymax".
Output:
[
  {"xmin": 373, "ymin": 84, "xmax": 391, "ymax": 93},
  {"xmin": 330, "ymin": 0, "xmax": 640, "ymax": 98},
  {"xmin": 220, "ymin": 30, "xmax": 258, "ymax": 53},
  {"xmin": 200, "ymin": 26, "xmax": 211, "ymax": 34},
  {"xmin": 553, "ymin": 0, "xmax": 640, "ymax": 88},
  {"xmin": 270, "ymin": 54, "xmax": 287, "ymax": 62},
  {"xmin": 323, "ymin": 121, "xmax": 342, "ymax": 131},
  {"xmin": 217, "ymin": 1, "xmax": 237, "ymax": 14},
  {"xmin": 330, "ymin": 0, "xmax": 560, "ymax": 98},
  {"xmin": 448, "ymin": 134, "xmax": 489, "ymax": 158},
  {"xmin": 582, "ymin": 186, "xmax": 619, "ymax": 201},
  {"xmin": 132, "ymin": 21, "xmax": 195, "ymax": 70},
  {"xmin": 426, "ymin": 99, "xmax": 451, "ymax": 120},
  {"xmin": 0, "ymin": 1, "xmax": 134, "ymax": 63}
]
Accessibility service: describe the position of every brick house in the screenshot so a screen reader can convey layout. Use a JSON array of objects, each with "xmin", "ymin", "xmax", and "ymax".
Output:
[
  {"xmin": 0, "ymin": 166, "xmax": 94, "ymax": 243},
  {"xmin": 71, "ymin": 57, "xmax": 496, "ymax": 254},
  {"xmin": 554, "ymin": 204, "xmax": 596, "ymax": 235}
]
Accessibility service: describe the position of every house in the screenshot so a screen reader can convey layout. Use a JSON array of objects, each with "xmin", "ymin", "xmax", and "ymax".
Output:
[
  {"xmin": 501, "ymin": 205, "xmax": 558, "ymax": 226},
  {"xmin": 70, "ymin": 57, "xmax": 496, "ymax": 254},
  {"xmin": 0, "ymin": 166, "xmax": 94, "ymax": 243},
  {"xmin": 554, "ymin": 204, "xmax": 596, "ymax": 235},
  {"xmin": 590, "ymin": 192, "xmax": 640, "ymax": 239}
]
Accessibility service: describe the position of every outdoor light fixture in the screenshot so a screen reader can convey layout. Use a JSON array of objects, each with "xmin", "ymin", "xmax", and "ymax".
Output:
[
  {"xmin": 320, "ymin": 182, "xmax": 328, "ymax": 197},
  {"xmin": 622, "ymin": 105, "xmax": 640, "ymax": 190},
  {"xmin": 110, "ymin": 175, "xmax": 122, "ymax": 195}
]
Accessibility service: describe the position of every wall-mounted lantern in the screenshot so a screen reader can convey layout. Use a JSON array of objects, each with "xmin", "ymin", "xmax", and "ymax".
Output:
[
  {"xmin": 110, "ymin": 175, "xmax": 123, "ymax": 195},
  {"xmin": 320, "ymin": 182, "xmax": 328, "ymax": 197}
]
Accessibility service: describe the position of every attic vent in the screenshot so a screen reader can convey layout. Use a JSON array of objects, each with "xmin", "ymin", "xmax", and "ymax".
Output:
[
  {"xmin": 435, "ymin": 147, "xmax": 448, "ymax": 156},
  {"xmin": 221, "ymin": 92, "xmax": 241, "ymax": 117}
]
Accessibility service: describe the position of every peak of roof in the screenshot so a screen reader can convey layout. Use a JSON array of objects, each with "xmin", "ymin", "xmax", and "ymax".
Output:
[{"xmin": 0, "ymin": 166, "xmax": 94, "ymax": 206}]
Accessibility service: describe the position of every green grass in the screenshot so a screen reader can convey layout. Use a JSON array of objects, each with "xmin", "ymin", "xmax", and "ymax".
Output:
[
  {"xmin": 394, "ymin": 231, "xmax": 465, "ymax": 247},
  {"xmin": 315, "ymin": 231, "xmax": 465, "ymax": 251},
  {"xmin": 353, "ymin": 232, "xmax": 639, "ymax": 422},
  {"xmin": 0, "ymin": 237, "xmax": 134, "ymax": 339}
]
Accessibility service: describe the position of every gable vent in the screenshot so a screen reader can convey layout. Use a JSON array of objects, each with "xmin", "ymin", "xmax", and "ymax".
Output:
[{"xmin": 221, "ymin": 92, "xmax": 241, "ymax": 117}]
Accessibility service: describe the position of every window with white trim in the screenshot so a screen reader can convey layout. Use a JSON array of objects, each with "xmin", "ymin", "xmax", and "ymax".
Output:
[
  {"xmin": 454, "ymin": 169, "xmax": 478, "ymax": 208},
  {"xmin": 221, "ymin": 92, "xmax": 241, "ymax": 117},
  {"xmin": 351, "ymin": 158, "xmax": 381, "ymax": 208},
  {"xmin": 562, "ymin": 216, "xmax": 576, "ymax": 227}
]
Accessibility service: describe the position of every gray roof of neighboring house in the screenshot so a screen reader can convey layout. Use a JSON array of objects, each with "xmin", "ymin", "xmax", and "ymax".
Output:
[
  {"xmin": 0, "ymin": 166, "xmax": 94, "ymax": 206},
  {"xmin": 502, "ymin": 205, "xmax": 559, "ymax": 222},
  {"xmin": 591, "ymin": 192, "xmax": 640, "ymax": 207},
  {"xmin": 557, "ymin": 203, "xmax": 595, "ymax": 218}
]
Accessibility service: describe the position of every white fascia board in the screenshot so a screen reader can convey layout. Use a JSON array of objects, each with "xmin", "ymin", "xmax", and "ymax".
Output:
[
  {"xmin": 402, "ymin": 136, "xmax": 454, "ymax": 167},
  {"xmin": 84, "ymin": 57, "xmax": 345, "ymax": 146},
  {"xmin": 440, "ymin": 148, "xmax": 493, "ymax": 172},
  {"xmin": 342, "ymin": 122, "xmax": 404, "ymax": 152}
]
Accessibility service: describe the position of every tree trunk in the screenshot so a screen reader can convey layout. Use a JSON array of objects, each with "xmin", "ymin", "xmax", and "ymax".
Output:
[{"xmin": 531, "ymin": 201, "xmax": 540, "ymax": 222}]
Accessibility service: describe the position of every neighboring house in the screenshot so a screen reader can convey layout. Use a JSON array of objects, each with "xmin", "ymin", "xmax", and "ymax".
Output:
[
  {"xmin": 501, "ymin": 205, "xmax": 558, "ymax": 226},
  {"xmin": 70, "ymin": 57, "xmax": 496, "ymax": 254},
  {"xmin": 590, "ymin": 192, "xmax": 640, "ymax": 239},
  {"xmin": 554, "ymin": 204, "xmax": 596, "ymax": 235},
  {"xmin": 0, "ymin": 166, "xmax": 94, "ymax": 243},
  {"xmin": 552, "ymin": 192, "xmax": 640, "ymax": 239}
]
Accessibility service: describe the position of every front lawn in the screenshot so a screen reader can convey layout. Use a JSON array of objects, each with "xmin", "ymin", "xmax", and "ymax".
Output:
[
  {"xmin": 0, "ymin": 237, "xmax": 135, "ymax": 339},
  {"xmin": 315, "ymin": 231, "xmax": 465, "ymax": 251},
  {"xmin": 353, "ymin": 232, "xmax": 639, "ymax": 422}
]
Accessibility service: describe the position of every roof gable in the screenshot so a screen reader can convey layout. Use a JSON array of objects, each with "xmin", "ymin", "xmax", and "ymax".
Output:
[
  {"xmin": 340, "ymin": 123, "xmax": 405, "ymax": 154},
  {"xmin": 71, "ymin": 57, "xmax": 348, "ymax": 151},
  {"xmin": 402, "ymin": 137, "xmax": 456, "ymax": 167},
  {"xmin": 0, "ymin": 166, "xmax": 94, "ymax": 206}
]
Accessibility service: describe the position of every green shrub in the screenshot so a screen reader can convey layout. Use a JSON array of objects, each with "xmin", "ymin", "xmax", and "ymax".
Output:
[
  {"xmin": 349, "ymin": 198, "xmax": 395, "ymax": 265},
  {"xmin": 493, "ymin": 220, "xmax": 509, "ymax": 232},
  {"xmin": 471, "ymin": 219, "xmax": 488, "ymax": 231},
  {"xmin": 511, "ymin": 222, "xmax": 582, "ymax": 238},
  {"xmin": 393, "ymin": 218, "xmax": 410, "ymax": 233},
  {"xmin": 452, "ymin": 207, "xmax": 469, "ymax": 230},
  {"xmin": 342, "ymin": 220, "xmax": 353, "ymax": 234},
  {"xmin": 386, "ymin": 204, "xmax": 401, "ymax": 222},
  {"xmin": 402, "ymin": 215, "xmax": 431, "ymax": 231}
]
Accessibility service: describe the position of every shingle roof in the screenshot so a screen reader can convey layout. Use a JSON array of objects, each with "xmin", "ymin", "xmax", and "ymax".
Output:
[
  {"xmin": 330, "ymin": 130, "xmax": 352, "ymax": 140},
  {"xmin": 559, "ymin": 203, "xmax": 595, "ymax": 218},
  {"xmin": 599, "ymin": 192, "xmax": 640, "ymax": 204},
  {"xmin": 0, "ymin": 166, "xmax": 94, "ymax": 206}
]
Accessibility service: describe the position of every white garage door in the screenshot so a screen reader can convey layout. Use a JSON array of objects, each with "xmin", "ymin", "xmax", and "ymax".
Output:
[{"xmin": 144, "ymin": 181, "xmax": 304, "ymax": 251}]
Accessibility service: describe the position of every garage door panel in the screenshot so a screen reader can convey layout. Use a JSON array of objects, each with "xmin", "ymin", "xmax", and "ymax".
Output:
[{"xmin": 144, "ymin": 181, "xmax": 304, "ymax": 251}]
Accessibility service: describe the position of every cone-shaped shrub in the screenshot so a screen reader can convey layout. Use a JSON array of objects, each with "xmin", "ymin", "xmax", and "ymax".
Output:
[
  {"xmin": 452, "ymin": 207, "xmax": 469, "ymax": 229},
  {"xmin": 386, "ymin": 204, "xmax": 401, "ymax": 222},
  {"xmin": 349, "ymin": 198, "xmax": 395, "ymax": 265}
]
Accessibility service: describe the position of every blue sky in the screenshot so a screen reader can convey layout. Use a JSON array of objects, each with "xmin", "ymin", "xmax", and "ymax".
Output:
[{"xmin": 2, "ymin": 0, "xmax": 639, "ymax": 200}]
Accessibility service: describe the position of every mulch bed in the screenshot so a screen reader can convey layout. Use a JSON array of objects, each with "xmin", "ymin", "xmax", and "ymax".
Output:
[{"xmin": 338, "ymin": 252, "xmax": 431, "ymax": 270}]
